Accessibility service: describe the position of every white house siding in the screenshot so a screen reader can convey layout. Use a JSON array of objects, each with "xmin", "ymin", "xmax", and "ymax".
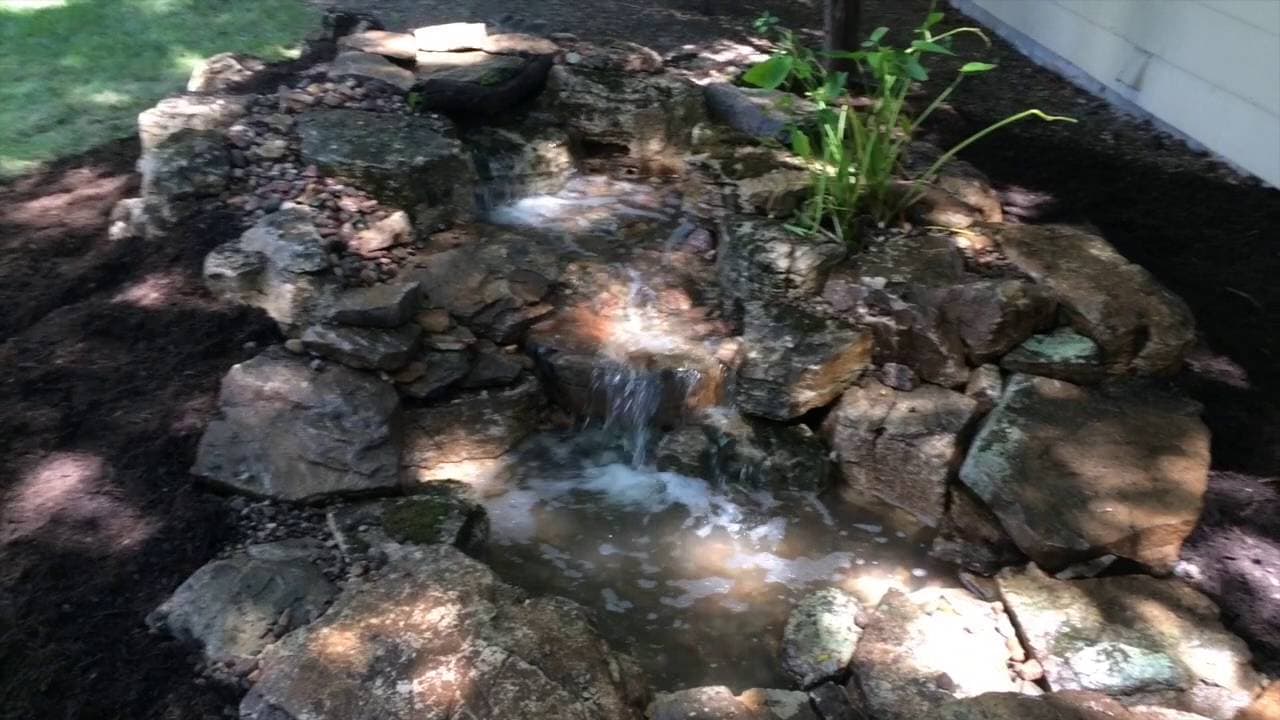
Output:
[{"xmin": 950, "ymin": 0, "xmax": 1280, "ymax": 187}]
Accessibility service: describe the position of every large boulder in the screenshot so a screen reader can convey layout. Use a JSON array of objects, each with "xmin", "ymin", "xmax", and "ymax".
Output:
[
  {"xmin": 241, "ymin": 544, "xmax": 649, "ymax": 720},
  {"xmin": 140, "ymin": 128, "xmax": 230, "ymax": 230},
  {"xmin": 997, "ymin": 565, "xmax": 1263, "ymax": 719},
  {"xmin": 296, "ymin": 109, "xmax": 476, "ymax": 228},
  {"xmin": 733, "ymin": 302, "xmax": 873, "ymax": 421},
  {"xmin": 193, "ymin": 347, "xmax": 402, "ymax": 501},
  {"xmin": 781, "ymin": 588, "xmax": 863, "ymax": 689},
  {"xmin": 849, "ymin": 588, "xmax": 1028, "ymax": 720},
  {"xmin": 822, "ymin": 379, "xmax": 980, "ymax": 527},
  {"xmin": 978, "ymin": 223, "xmax": 1195, "ymax": 377},
  {"xmin": 401, "ymin": 376, "xmax": 544, "ymax": 483},
  {"xmin": 138, "ymin": 93, "xmax": 250, "ymax": 152},
  {"xmin": 719, "ymin": 217, "xmax": 846, "ymax": 311},
  {"xmin": 146, "ymin": 549, "xmax": 336, "ymax": 669},
  {"xmin": 203, "ymin": 207, "xmax": 335, "ymax": 332},
  {"xmin": 648, "ymin": 686, "xmax": 818, "ymax": 720},
  {"xmin": 959, "ymin": 374, "xmax": 1210, "ymax": 573}
]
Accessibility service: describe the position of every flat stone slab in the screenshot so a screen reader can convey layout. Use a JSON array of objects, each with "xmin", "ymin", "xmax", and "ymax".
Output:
[
  {"xmin": 241, "ymin": 544, "xmax": 647, "ymax": 720},
  {"xmin": 329, "ymin": 51, "xmax": 415, "ymax": 91},
  {"xmin": 938, "ymin": 692, "xmax": 1217, "ymax": 720},
  {"xmin": 648, "ymin": 686, "xmax": 818, "ymax": 720},
  {"xmin": 960, "ymin": 373, "xmax": 1210, "ymax": 573},
  {"xmin": 301, "ymin": 323, "xmax": 422, "ymax": 371},
  {"xmin": 997, "ymin": 565, "xmax": 1262, "ymax": 719},
  {"xmin": 336, "ymin": 30, "xmax": 417, "ymax": 60},
  {"xmin": 193, "ymin": 347, "xmax": 402, "ymax": 501}
]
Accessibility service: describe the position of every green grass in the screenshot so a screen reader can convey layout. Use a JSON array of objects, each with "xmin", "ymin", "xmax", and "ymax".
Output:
[{"xmin": 0, "ymin": 0, "xmax": 321, "ymax": 179}]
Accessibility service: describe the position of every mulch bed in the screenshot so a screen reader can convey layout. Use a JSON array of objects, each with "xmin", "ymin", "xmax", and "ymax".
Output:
[{"xmin": 0, "ymin": 2, "xmax": 1277, "ymax": 717}]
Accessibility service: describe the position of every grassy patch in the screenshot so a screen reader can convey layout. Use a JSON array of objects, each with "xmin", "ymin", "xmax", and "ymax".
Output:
[{"xmin": 0, "ymin": 0, "xmax": 321, "ymax": 179}]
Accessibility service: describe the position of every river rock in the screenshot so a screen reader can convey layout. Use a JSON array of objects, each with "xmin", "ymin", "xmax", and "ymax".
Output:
[
  {"xmin": 978, "ymin": 223, "xmax": 1195, "ymax": 377},
  {"xmin": 329, "ymin": 51, "xmax": 416, "ymax": 91},
  {"xmin": 297, "ymin": 109, "xmax": 476, "ymax": 228},
  {"xmin": 327, "ymin": 282, "xmax": 421, "ymax": 328},
  {"xmin": 146, "ymin": 551, "xmax": 336, "ymax": 669},
  {"xmin": 937, "ymin": 691, "xmax": 1217, "ymax": 720},
  {"xmin": 414, "ymin": 51, "xmax": 552, "ymax": 115},
  {"xmin": 648, "ymin": 686, "xmax": 818, "ymax": 720},
  {"xmin": 734, "ymin": 302, "xmax": 873, "ymax": 421},
  {"xmin": 1001, "ymin": 329, "xmax": 1107, "ymax": 385},
  {"xmin": 782, "ymin": 588, "xmax": 863, "ymax": 689},
  {"xmin": 328, "ymin": 481, "xmax": 489, "ymax": 555},
  {"xmin": 138, "ymin": 93, "xmax": 250, "ymax": 151},
  {"xmin": 822, "ymin": 379, "xmax": 980, "ymax": 527},
  {"xmin": 204, "ymin": 207, "xmax": 334, "ymax": 331},
  {"xmin": 960, "ymin": 374, "xmax": 1210, "ymax": 573},
  {"xmin": 140, "ymin": 128, "xmax": 230, "ymax": 230},
  {"xmin": 336, "ymin": 30, "xmax": 418, "ymax": 60},
  {"xmin": 402, "ymin": 376, "xmax": 544, "ymax": 482},
  {"xmin": 193, "ymin": 347, "xmax": 401, "ymax": 501},
  {"xmin": 187, "ymin": 52, "xmax": 266, "ymax": 93},
  {"xmin": 997, "ymin": 565, "xmax": 1263, "ymax": 719},
  {"xmin": 849, "ymin": 588, "xmax": 1027, "ymax": 720},
  {"xmin": 719, "ymin": 217, "xmax": 846, "ymax": 310},
  {"xmin": 301, "ymin": 323, "xmax": 422, "ymax": 371},
  {"xmin": 241, "ymin": 544, "xmax": 648, "ymax": 720}
]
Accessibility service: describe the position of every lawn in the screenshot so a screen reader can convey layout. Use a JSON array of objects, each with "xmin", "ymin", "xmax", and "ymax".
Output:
[{"xmin": 0, "ymin": 0, "xmax": 320, "ymax": 179}]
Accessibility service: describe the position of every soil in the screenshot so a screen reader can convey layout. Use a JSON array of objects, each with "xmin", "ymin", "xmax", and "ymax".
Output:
[{"xmin": 0, "ymin": 1, "xmax": 1277, "ymax": 718}]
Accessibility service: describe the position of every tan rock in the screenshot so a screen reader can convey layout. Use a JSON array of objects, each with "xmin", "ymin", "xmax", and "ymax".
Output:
[
  {"xmin": 413, "ymin": 22, "xmax": 488, "ymax": 52},
  {"xmin": 337, "ymin": 30, "xmax": 417, "ymax": 60}
]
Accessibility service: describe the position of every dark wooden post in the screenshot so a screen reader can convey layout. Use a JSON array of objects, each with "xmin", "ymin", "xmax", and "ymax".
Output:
[{"xmin": 824, "ymin": 0, "xmax": 863, "ymax": 74}]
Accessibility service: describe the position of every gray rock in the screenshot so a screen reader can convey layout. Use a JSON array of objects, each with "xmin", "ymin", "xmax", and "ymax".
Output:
[
  {"xmin": 653, "ymin": 409, "xmax": 830, "ymax": 491},
  {"xmin": 245, "ymin": 538, "xmax": 328, "ymax": 563},
  {"xmin": 1001, "ymin": 329, "xmax": 1106, "ymax": 385},
  {"xmin": 701, "ymin": 145, "xmax": 813, "ymax": 217},
  {"xmin": 238, "ymin": 207, "xmax": 330, "ymax": 273},
  {"xmin": 193, "ymin": 347, "xmax": 401, "ymax": 501},
  {"xmin": 402, "ymin": 376, "xmax": 544, "ymax": 482},
  {"xmin": 336, "ymin": 30, "xmax": 418, "ymax": 60},
  {"xmin": 822, "ymin": 379, "xmax": 979, "ymax": 527},
  {"xmin": 187, "ymin": 52, "xmax": 265, "ymax": 93},
  {"xmin": 301, "ymin": 323, "xmax": 422, "ymax": 371},
  {"xmin": 480, "ymin": 33, "xmax": 560, "ymax": 57},
  {"xmin": 876, "ymin": 362, "xmax": 919, "ymax": 391},
  {"xmin": 703, "ymin": 83, "xmax": 817, "ymax": 142},
  {"xmin": 934, "ymin": 280, "xmax": 1058, "ymax": 363},
  {"xmin": 328, "ymin": 481, "xmax": 489, "ymax": 555},
  {"xmin": 719, "ymin": 217, "xmax": 846, "ymax": 309},
  {"xmin": 782, "ymin": 588, "xmax": 863, "ymax": 688},
  {"xmin": 297, "ymin": 109, "xmax": 476, "ymax": 228},
  {"xmin": 734, "ymin": 302, "xmax": 873, "ymax": 421},
  {"xmin": 648, "ymin": 686, "xmax": 819, "ymax": 720},
  {"xmin": 960, "ymin": 374, "xmax": 1210, "ymax": 573},
  {"xmin": 137, "ymin": 93, "xmax": 250, "ymax": 152},
  {"xmin": 401, "ymin": 350, "xmax": 471, "ymax": 399},
  {"xmin": 979, "ymin": 223, "xmax": 1195, "ymax": 377},
  {"xmin": 460, "ymin": 348, "xmax": 524, "ymax": 388},
  {"xmin": 466, "ymin": 120, "xmax": 574, "ymax": 199},
  {"xmin": 329, "ymin": 51, "xmax": 416, "ymax": 91},
  {"xmin": 936, "ymin": 692, "xmax": 1217, "ymax": 720},
  {"xmin": 146, "ymin": 553, "xmax": 335, "ymax": 667},
  {"xmin": 242, "ymin": 544, "xmax": 648, "ymax": 720},
  {"xmin": 140, "ymin": 129, "xmax": 230, "ymax": 229},
  {"xmin": 850, "ymin": 588, "xmax": 1025, "ymax": 720},
  {"xmin": 997, "ymin": 565, "xmax": 1263, "ymax": 719},
  {"xmin": 328, "ymin": 282, "xmax": 421, "ymax": 328}
]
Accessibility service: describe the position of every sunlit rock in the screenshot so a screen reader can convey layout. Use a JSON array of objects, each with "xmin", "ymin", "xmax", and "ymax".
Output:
[
  {"xmin": 241, "ymin": 544, "xmax": 648, "ymax": 720},
  {"xmin": 902, "ymin": 141, "xmax": 1004, "ymax": 223},
  {"xmin": 719, "ymin": 217, "xmax": 846, "ymax": 309},
  {"xmin": 147, "ymin": 548, "xmax": 335, "ymax": 669},
  {"xmin": 781, "ymin": 588, "xmax": 863, "ymax": 689},
  {"xmin": 849, "ymin": 587, "xmax": 1027, "ymax": 720},
  {"xmin": 697, "ymin": 145, "xmax": 813, "ymax": 218},
  {"xmin": 822, "ymin": 378, "xmax": 980, "ymax": 528},
  {"xmin": 138, "ymin": 93, "xmax": 250, "ymax": 152},
  {"xmin": 297, "ymin": 109, "xmax": 476, "ymax": 229},
  {"xmin": 960, "ymin": 374, "xmax": 1210, "ymax": 573},
  {"xmin": 193, "ymin": 347, "xmax": 402, "ymax": 501},
  {"xmin": 301, "ymin": 323, "xmax": 422, "ymax": 371},
  {"xmin": 413, "ymin": 21, "xmax": 488, "ymax": 52},
  {"xmin": 187, "ymin": 52, "xmax": 266, "ymax": 93},
  {"xmin": 648, "ymin": 686, "xmax": 818, "ymax": 720},
  {"xmin": 328, "ymin": 51, "xmax": 416, "ymax": 91},
  {"xmin": 327, "ymin": 281, "xmax": 421, "ymax": 328},
  {"xmin": 1001, "ymin": 328, "xmax": 1106, "ymax": 385},
  {"xmin": 336, "ymin": 30, "xmax": 417, "ymax": 60},
  {"xmin": 997, "ymin": 565, "xmax": 1263, "ymax": 719},
  {"xmin": 977, "ymin": 223, "xmax": 1196, "ymax": 377},
  {"xmin": 734, "ymin": 301, "xmax": 873, "ymax": 421}
]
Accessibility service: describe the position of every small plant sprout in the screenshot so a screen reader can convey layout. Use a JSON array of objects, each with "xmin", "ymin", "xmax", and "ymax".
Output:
[{"xmin": 744, "ymin": 6, "xmax": 1076, "ymax": 244}]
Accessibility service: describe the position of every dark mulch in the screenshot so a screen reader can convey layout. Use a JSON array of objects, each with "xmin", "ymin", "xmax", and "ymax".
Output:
[{"xmin": 0, "ymin": 141, "xmax": 278, "ymax": 719}]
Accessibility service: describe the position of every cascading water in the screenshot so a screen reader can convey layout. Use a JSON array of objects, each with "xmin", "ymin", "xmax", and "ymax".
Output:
[{"xmin": 470, "ymin": 173, "xmax": 942, "ymax": 690}]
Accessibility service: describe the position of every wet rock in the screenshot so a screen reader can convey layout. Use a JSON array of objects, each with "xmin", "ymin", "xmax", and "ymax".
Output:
[
  {"xmin": 849, "ymin": 588, "xmax": 1025, "ymax": 720},
  {"xmin": 704, "ymin": 145, "xmax": 813, "ymax": 217},
  {"xmin": 137, "ymin": 93, "xmax": 250, "ymax": 152},
  {"xmin": 140, "ymin": 129, "xmax": 230, "ymax": 229},
  {"xmin": 193, "ymin": 347, "xmax": 401, "ymax": 501},
  {"xmin": 241, "ymin": 544, "xmax": 648, "ymax": 720},
  {"xmin": 703, "ymin": 83, "xmax": 817, "ymax": 143},
  {"xmin": 146, "ymin": 552, "xmax": 336, "ymax": 668},
  {"xmin": 648, "ymin": 686, "xmax": 818, "ymax": 720},
  {"xmin": 466, "ymin": 121, "xmax": 574, "ymax": 198},
  {"xmin": 960, "ymin": 374, "xmax": 1210, "ymax": 573},
  {"xmin": 719, "ymin": 217, "xmax": 846, "ymax": 309},
  {"xmin": 934, "ymin": 280, "xmax": 1058, "ymax": 363},
  {"xmin": 782, "ymin": 588, "xmax": 863, "ymax": 689},
  {"xmin": 735, "ymin": 302, "xmax": 873, "ymax": 421},
  {"xmin": 400, "ymin": 350, "xmax": 471, "ymax": 399},
  {"xmin": 936, "ymin": 691, "xmax": 1217, "ymax": 720},
  {"xmin": 336, "ymin": 30, "xmax": 417, "ymax": 60},
  {"xmin": 297, "ymin": 109, "xmax": 476, "ymax": 228},
  {"xmin": 413, "ymin": 21, "xmax": 488, "ymax": 52},
  {"xmin": 979, "ymin": 223, "xmax": 1195, "ymax": 376},
  {"xmin": 542, "ymin": 42, "xmax": 705, "ymax": 164},
  {"xmin": 997, "ymin": 565, "xmax": 1263, "ymax": 718},
  {"xmin": 653, "ymin": 409, "xmax": 830, "ymax": 491},
  {"xmin": 414, "ymin": 52, "xmax": 552, "ymax": 115},
  {"xmin": 822, "ymin": 379, "xmax": 979, "ymax": 527},
  {"xmin": 301, "ymin": 323, "xmax": 421, "ymax": 371},
  {"xmin": 186, "ymin": 52, "xmax": 265, "ymax": 93},
  {"xmin": 402, "ymin": 376, "xmax": 544, "ymax": 482},
  {"xmin": 1001, "ymin": 329, "xmax": 1107, "ymax": 385},
  {"xmin": 328, "ymin": 481, "xmax": 489, "ymax": 555},
  {"xmin": 329, "ymin": 51, "xmax": 416, "ymax": 91},
  {"xmin": 327, "ymin": 282, "xmax": 421, "ymax": 328}
]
